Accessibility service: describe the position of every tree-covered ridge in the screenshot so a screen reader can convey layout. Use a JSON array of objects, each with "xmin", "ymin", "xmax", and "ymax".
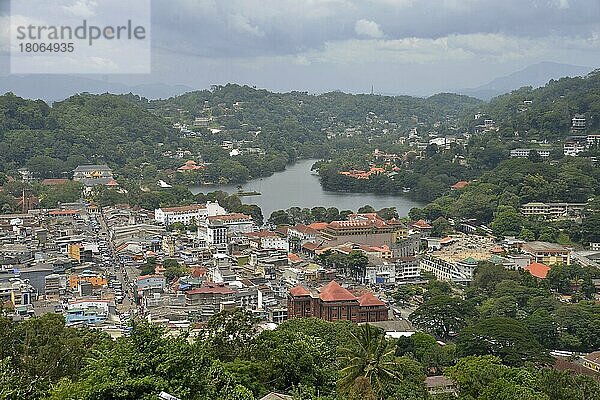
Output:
[
  {"xmin": 0, "ymin": 92, "xmax": 182, "ymax": 178},
  {"xmin": 407, "ymin": 156, "xmax": 600, "ymax": 246},
  {"xmin": 0, "ymin": 86, "xmax": 482, "ymax": 190},
  {"xmin": 483, "ymin": 69, "xmax": 600, "ymax": 139},
  {"xmin": 148, "ymin": 84, "xmax": 482, "ymax": 131},
  {"xmin": 141, "ymin": 84, "xmax": 483, "ymax": 165}
]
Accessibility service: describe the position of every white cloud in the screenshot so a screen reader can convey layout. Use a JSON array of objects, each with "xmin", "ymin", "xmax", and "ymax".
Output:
[
  {"xmin": 554, "ymin": 0, "xmax": 570, "ymax": 9},
  {"xmin": 295, "ymin": 32, "xmax": 600, "ymax": 65},
  {"xmin": 228, "ymin": 14, "xmax": 265, "ymax": 37},
  {"xmin": 61, "ymin": 0, "xmax": 98, "ymax": 18},
  {"xmin": 355, "ymin": 19, "xmax": 385, "ymax": 38},
  {"xmin": 0, "ymin": 16, "xmax": 9, "ymax": 53}
]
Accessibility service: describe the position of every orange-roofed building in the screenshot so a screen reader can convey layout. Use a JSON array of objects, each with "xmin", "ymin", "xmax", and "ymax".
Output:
[
  {"xmin": 319, "ymin": 280, "xmax": 357, "ymax": 302},
  {"xmin": 177, "ymin": 160, "xmax": 205, "ymax": 172},
  {"xmin": 357, "ymin": 292, "xmax": 386, "ymax": 307},
  {"xmin": 289, "ymin": 284, "xmax": 310, "ymax": 297},
  {"xmin": 307, "ymin": 222, "xmax": 329, "ymax": 231},
  {"xmin": 287, "ymin": 280, "xmax": 388, "ymax": 323},
  {"xmin": 41, "ymin": 178, "xmax": 69, "ymax": 185},
  {"xmin": 288, "ymin": 253, "xmax": 302, "ymax": 264},
  {"xmin": 451, "ymin": 180, "xmax": 470, "ymax": 190},
  {"xmin": 49, "ymin": 209, "xmax": 80, "ymax": 217},
  {"xmin": 525, "ymin": 262, "xmax": 551, "ymax": 279},
  {"xmin": 410, "ymin": 219, "xmax": 433, "ymax": 237}
]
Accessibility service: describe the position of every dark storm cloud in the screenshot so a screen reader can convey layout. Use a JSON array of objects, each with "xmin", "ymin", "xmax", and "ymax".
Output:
[{"xmin": 149, "ymin": 0, "xmax": 600, "ymax": 58}]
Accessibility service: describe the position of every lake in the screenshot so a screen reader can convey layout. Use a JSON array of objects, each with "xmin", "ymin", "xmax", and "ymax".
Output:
[{"xmin": 190, "ymin": 159, "xmax": 423, "ymax": 218}]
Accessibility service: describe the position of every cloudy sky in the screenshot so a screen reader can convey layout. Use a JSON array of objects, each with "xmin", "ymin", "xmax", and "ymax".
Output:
[{"xmin": 1, "ymin": 0, "xmax": 600, "ymax": 95}]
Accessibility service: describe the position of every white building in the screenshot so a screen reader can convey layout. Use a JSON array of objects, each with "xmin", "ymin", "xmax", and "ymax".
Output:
[
  {"xmin": 395, "ymin": 257, "xmax": 420, "ymax": 281},
  {"xmin": 366, "ymin": 261, "xmax": 396, "ymax": 285},
  {"xmin": 520, "ymin": 202, "xmax": 586, "ymax": 220},
  {"xmin": 510, "ymin": 148, "xmax": 551, "ymax": 158},
  {"xmin": 198, "ymin": 213, "xmax": 254, "ymax": 253},
  {"xmin": 419, "ymin": 255, "xmax": 478, "ymax": 283},
  {"xmin": 572, "ymin": 114, "xmax": 586, "ymax": 131},
  {"xmin": 67, "ymin": 299, "xmax": 111, "ymax": 314},
  {"xmin": 245, "ymin": 231, "xmax": 289, "ymax": 251},
  {"xmin": 564, "ymin": 141, "xmax": 587, "ymax": 157},
  {"xmin": 287, "ymin": 224, "xmax": 319, "ymax": 245},
  {"xmin": 154, "ymin": 202, "xmax": 226, "ymax": 225},
  {"xmin": 588, "ymin": 134, "xmax": 600, "ymax": 146}
]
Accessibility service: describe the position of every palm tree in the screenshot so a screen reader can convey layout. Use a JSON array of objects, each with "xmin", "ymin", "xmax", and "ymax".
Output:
[{"xmin": 338, "ymin": 324, "xmax": 400, "ymax": 398}]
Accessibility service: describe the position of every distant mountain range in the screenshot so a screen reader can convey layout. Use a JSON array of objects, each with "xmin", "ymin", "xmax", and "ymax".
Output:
[
  {"xmin": 0, "ymin": 74, "xmax": 194, "ymax": 102},
  {"xmin": 459, "ymin": 62, "xmax": 595, "ymax": 100},
  {"xmin": 0, "ymin": 61, "xmax": 596, "ymax": 103}
]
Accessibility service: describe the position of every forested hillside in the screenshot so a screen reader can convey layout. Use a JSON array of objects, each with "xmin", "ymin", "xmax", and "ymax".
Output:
[
  {"xmin": 0, "ymin": 86, "xmax": 483, "ymax": 187},
  {"xmin": 482, "ymin": 69, "xmax": 600, "ymax": 140},
  {"xmin": 0, "ymin": 93, "xmax": 181, "ymax": 179}
]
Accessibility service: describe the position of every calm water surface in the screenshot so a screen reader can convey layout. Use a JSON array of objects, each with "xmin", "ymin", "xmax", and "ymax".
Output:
[{"xmin": 190, "ymin": 159, "xmax": 422, "ymax": 218}]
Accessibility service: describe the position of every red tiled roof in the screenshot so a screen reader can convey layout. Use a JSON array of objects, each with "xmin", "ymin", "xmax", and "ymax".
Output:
[
  {"xmin": 451, "ymin": 180, "xmax": 470, "ymax": 190},
  {"xmin": 289, "ymin": 285, "xmax": 310, "ymax": 296},
  {"xmin": 275, "ymin": 226, "xmax": 289, "ymax": 235},
  {"xmin": 288, "ymin": 253, "xmax": 302, "ymax": 263},
  {"xmin": 554, "ymin": 358, "xmax": 600, "ymax": 379},
  {"xmin": 412, "ymin": 219, "xmax": 432, "ymax": 229},
  {"xmin": 440, "ymin": 236, "xmax": 455, "ymax": 245},
  {"xmin": 177, "ymin": 160, "xmax": 205, "ymax": 171},
  {"xmin": 41, "ymin": 178, "xmax": 69, "ymax": 185},
  {"xmin": 105, "ymin": 179, "xmax": 119, "ymax": 186},
  {"xmin": 191, "ymin": 267, "xmax": 208, "ymax": 278},
  {"xmin": 319, "ymin": 281, "xmax": 357, "ymax": 302},
  {"xmin": 525, "ymin": 262, "xmax": 551, "ymax": 279},
  {"xmin": 207, "ymin": 213, "xmax": 251, "ymax": 222},
  {"xmin": 307, "ymin": 222, "xmax": 328, "ymax": 231},
  {"xmin": 357, "ymin": 292, "xmax": 386, "ymax": 307},
  {"xmin": 187, "ymin": 284, "xmax": 235, "ymax": 295},
  {"xmin": 302, "ymin": 242, "xmax": 320, "ymax": 251},
  {"xmin": 290, "ymin": 224, "xmax": 319, "ymax": 235},
  {"xmin": 49, "ymin": 209, "xmax": 79, "ymax": 215}
]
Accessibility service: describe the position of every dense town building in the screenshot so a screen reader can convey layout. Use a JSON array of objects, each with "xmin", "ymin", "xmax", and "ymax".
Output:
[{"xmin": 154, "ymin": 202, "xmax": 226, "ymax": 225}]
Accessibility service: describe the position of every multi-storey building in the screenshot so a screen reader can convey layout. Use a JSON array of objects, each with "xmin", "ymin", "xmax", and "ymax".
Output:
[
  {"xmin": 198, "ymin": 213, "xmax": 254, "ymax": 253},
  {"xmin": 521, "ymin": 241, "xmax": 571, "ymax": 265},
  {"xmin": 572, "ymin": 114, "xmax": 586, "ymax": 131},
  {"xmin": 245, "ymin": 231, "xmax": 289, "ymax": 251},
  {"xmin": 563, "ymin": 141, "xmax": 587, "ymax": 156},
  {"xmin": 510, "ymin": 148, "xmax": 551, "ymax": 158},
  {"xmin": 588, "ymin": 134, "xmax": 600, "ymax": 146},
  {"xmin": 520, "ymin": 202, "xmax": 587, "ymax": 220},
  {"xmin": 73, "ymin": 164, "xmax": 113, "ymax": 181},
  {"xmin": 419, "ymin": 254, "xmax": 478, "ymax": 283},
  {"xmin": 320, "ymin": 213, "xmax": 406, "ymax": 246},
  {"xmin": 154, "ymin": 202, "xmax": 225, "ymax": 225}
]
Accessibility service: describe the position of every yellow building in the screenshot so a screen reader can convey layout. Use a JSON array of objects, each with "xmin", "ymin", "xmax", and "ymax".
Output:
[{"xmin": 68, "ymin": 244, "xmax": 82, "ymax": 262}]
